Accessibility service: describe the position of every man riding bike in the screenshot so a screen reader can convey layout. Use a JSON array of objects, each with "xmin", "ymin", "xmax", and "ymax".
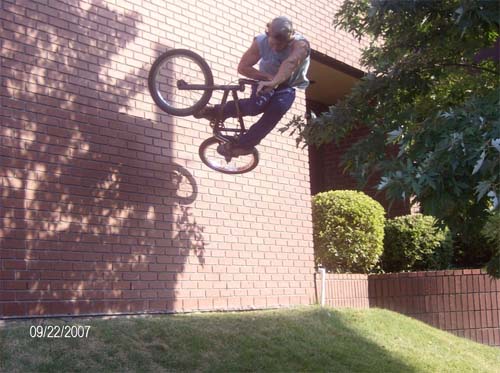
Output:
[{"xmin": 195, "ymin": 16, "xmax": 311, "ymax": 157}]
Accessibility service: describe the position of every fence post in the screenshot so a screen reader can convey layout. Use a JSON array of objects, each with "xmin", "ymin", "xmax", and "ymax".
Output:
[{"xmin": 319, "ymin": 267, "xmax": 326, "ymax": 307}]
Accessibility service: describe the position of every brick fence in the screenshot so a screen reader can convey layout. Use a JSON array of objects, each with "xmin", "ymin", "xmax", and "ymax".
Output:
[
  {"xmin": 318, "ymin": 269, "xmax": 500, "ymax": 346},
  {"xmin": 320, "ymin": 273, "xmax": 370, "ymax": 309}
]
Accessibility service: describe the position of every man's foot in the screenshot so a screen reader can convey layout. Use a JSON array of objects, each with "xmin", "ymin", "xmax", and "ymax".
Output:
[
  {"xmin": 216, "ymin": 142, "xmax": 253, "ymax": 157},
  {"xmin": 194, "ymin": 106, "xmax": 218, "ymax": 121},
  {"xmin": 231, "ymin": 145, "xmax": 254, "ymax": 156},
  {"xmin": 215, "ymin": 142, "xmax": 233, "ymax": 163}
]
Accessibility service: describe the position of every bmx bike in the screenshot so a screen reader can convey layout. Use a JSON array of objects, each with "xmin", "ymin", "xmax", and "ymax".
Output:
[{"xmin": 148, "ymin": 49, "xmax": 260, "ymax": 174}]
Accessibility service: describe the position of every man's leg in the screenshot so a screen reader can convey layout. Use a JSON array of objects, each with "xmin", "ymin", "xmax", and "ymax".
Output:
[
  {"xmin": 237, "ymin": 88, "xmax": 296, "ymax": 149},
  {"xmin": 218, "ymin": 85, "xmax": 274, "ymax": 119},
  {"xmin": 195, "ymin": 85, "xmax": 273, "ymax": 121}
]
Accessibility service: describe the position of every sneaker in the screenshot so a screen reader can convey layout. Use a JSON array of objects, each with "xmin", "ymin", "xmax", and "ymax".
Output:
[
  {"xmin": 194, "ymin": 106, "xmax": 218, "ymax": 121},
  {"xmin": 216, "ymin": 142, "xmax": 232, "ymax": 157},
  {"xmin": 217, "ymin": 142, "xmax": 253, "ymax": 156},
  {"xmin": 216, "ymin": 142, "xmax": 234, "ymax": 163}
]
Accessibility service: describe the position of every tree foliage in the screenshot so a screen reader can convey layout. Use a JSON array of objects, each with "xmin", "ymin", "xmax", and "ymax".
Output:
[
  {"xmin": 482, "ymin": 211, "xmax": 500, "ymax": 278},
  {"xmin": 286, "ymin": 0, "xmax": 499, "ymax": 268}
]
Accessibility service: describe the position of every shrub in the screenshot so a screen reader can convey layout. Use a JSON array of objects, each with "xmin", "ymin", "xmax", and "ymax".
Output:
[
  {"xmin": 482, "ymin": 211, "xmax": 500, "ymax": 279},
  {"xmin": 312, "ymin": 190, "xmax": 385, "ymax": 273},
  {"xmin": 452, "ymin": 212, "xmax": 495, "ymax": 269},
  {"xmin": 380, "ymin": 214, "xmax": 453, "ymax": 273}
]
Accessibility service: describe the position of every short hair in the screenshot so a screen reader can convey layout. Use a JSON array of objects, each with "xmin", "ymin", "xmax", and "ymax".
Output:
[{"xmin": 266, "ymin": 16, "xmax": 294, "ymax": 42}]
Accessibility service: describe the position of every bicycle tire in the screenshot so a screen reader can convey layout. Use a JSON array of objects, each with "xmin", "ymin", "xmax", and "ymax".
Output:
[
  {"xmin": 199, "ymin": 137, "xmax": 259, "ymax": 174},
  {"xmin": 148, "ymin": 49, "xmax": 214, "ymax": 116}
]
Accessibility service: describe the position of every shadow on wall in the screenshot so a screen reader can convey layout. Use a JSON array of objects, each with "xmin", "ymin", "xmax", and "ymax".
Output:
[{"xmin": 1, "ymin": 0, "xmax": 205, "ymax": 317}]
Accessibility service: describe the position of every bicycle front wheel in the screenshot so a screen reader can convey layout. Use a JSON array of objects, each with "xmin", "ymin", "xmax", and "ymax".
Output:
[
  {"xmin": 148, "ymin": 49, "xmax": 213, "ymax": 116},
  {"xmin": 199, "ymin": 137, "xmax": 259, "ymax": 174}
]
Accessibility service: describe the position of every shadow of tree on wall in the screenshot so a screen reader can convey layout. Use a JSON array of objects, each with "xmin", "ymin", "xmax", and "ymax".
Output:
[
  {"xmin": 169, "ymin": 166, "xmax": 205, "ymax": 264},
  {"xmin": 1, "ymin": 0, "xmax": 205, "ymax": 317}
]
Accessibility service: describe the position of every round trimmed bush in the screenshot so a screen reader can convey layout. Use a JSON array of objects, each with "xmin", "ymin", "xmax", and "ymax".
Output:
[
  {"xmin": 381, "ymin": 214, "xmax": 453, "ymax": 273},
  {"xmin": 312, "ymin": 190, "xmax": 385, "ymax": 273}
]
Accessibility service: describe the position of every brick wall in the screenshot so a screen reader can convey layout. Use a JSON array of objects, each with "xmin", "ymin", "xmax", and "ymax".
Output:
[
  {"xmin": 1, "ymin": 0, "xmax": 365, "ymax": 317},
  {"xmin": 319, "ymin": 270, "xmax": 500, "ymax": 346},
  {"xmin": 369, "ymin": 269, "xmax": 500, "ymax": 347},
  {"xmin": 321, "ymin": 273, "xmax": 369, "ymax": 309}
]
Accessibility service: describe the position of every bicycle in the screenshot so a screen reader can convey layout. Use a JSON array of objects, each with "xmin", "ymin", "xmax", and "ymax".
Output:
[{"xmin": 148, "ymin": 49, "xmax": 260, "ymax": 174}]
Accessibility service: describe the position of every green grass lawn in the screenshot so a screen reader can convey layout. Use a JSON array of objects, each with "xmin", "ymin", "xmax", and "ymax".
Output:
[{"xmin": 1, "ymin": 306, "xmax": 499, "ymax": 372}]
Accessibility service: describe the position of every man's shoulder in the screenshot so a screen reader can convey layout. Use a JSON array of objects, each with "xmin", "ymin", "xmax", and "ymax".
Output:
[
  {"xmin": 254, "ymin": 33, "xmax": 270, "ymax": 54},
  {"xmin": 254, "ymin": 33, "xmax": 267, "ymax": 43},
  {"xmin": 291, "ymin": 34, "xmax": 310, "ymax": 53},
  {"xmin": 292, "ymin": 34, "xmax": 309, "ymax": 44}
]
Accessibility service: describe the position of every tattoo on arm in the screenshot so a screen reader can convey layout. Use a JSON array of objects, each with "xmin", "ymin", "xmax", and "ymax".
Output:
[{"xmin": 270, "ymin": 40, "xmax": 309, "ymax": 86}]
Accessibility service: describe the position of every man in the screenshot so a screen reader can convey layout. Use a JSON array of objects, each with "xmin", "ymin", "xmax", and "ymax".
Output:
[{"xmin": 195, "ymin": 16, "xmax": 311, "ymax": 156}]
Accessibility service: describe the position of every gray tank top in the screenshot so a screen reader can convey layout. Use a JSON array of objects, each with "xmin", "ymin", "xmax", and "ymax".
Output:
[{"xmin": 255, "ymin": 33, "xmax": 311, "ymax": 89}]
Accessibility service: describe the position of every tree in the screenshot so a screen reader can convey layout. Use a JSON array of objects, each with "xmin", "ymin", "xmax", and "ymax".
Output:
[{"xmin": 285, "ymin": 0, "xmax": 499, "ymax": 270}]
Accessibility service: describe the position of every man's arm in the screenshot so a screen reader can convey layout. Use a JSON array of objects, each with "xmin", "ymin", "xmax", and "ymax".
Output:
[
  {"xmin": 238, "ymin": 39, "xmax": 273, "ymax": 81},
  {"xmin": 257, "ymin": 40, "xmax": 309, "ymax": 94}
]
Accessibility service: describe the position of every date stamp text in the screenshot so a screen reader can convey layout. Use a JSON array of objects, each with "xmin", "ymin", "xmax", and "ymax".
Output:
[{"xmin": 29, "ymin": 324, "xmax": 91, "ymax": 338}]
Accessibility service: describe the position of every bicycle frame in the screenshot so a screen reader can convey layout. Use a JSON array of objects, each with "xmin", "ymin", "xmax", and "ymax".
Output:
[
  {"xmin": 177, "ymin": 78, "xmax": 257, "ymax": 143},
  {"xmin": 149, "ymin": 49, "xmax": 261, "ymax": 174}
]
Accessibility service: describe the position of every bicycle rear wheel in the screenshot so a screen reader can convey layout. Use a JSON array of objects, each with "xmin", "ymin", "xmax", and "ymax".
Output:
[
  {"xmin": 199, "ymin": 137, "xmax": 259, "ymax": 174},
  {"xmin": 148, "ymin": 49, "xmax": 213, "ymax": 116}
]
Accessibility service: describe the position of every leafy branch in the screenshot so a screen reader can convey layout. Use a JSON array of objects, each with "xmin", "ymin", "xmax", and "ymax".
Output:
[{"xmin": 284, "ymin": 0, "xmax": 500, "ymax": 272}]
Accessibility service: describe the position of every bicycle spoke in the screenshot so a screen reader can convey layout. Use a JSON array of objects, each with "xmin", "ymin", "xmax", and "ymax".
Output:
[
  {"xmin": 201, "ymin": 140, "xmax": 258, "ymax": 174},
  {"xmin": 153, "ymin": 54, "xmax": 207, "ymax": 111}
]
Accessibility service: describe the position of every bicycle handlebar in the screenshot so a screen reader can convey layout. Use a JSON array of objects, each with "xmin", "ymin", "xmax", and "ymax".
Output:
[
  {"xmin": 237, "ymin": 78, "xmax": 259, "ymax": 92},
  {"xmin": 238, "ymin": 78, "xmax": 259, "ymax": 86},
  {"xmin": 177, "ymin": 78, "xmax": 260, "ymax": 92}
]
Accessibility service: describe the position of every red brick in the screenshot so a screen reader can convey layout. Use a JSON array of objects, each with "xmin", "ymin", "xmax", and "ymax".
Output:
[
  {"xmin": 3, "ymin": 302, "xmax": 26, "ymax": 316},
  {"xmin": 456, "ymin": 311, "xmax": 464, "ymax": 329},
  {"xmin": 494, "ymin": 329, "xmax": 500, "ymax": 346},
  {"xmin": 492, "ymin": 308, "xmax": 499, "ymax": 329}
]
